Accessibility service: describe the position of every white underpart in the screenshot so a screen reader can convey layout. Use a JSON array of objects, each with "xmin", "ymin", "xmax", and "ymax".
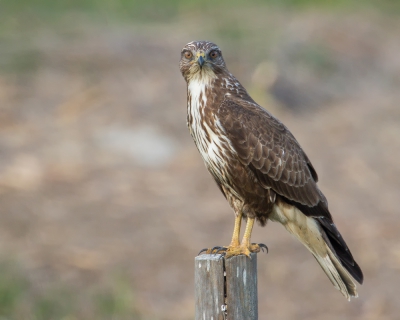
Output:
[
  {"xmin": 187, "ymin": 77, "xmax": 239, "ymax": 197},
  {"xmin": 270, "ymin": 203, "xmax": 358, "ymax": 300},
  {"xmin": 188, "ymin": 77, "xmax": 208, "ymax": 107}
]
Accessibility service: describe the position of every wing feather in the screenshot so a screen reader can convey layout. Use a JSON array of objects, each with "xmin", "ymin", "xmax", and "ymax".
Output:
[{"xmin": 218, "ymin": 98, "xmax": 325, "ymax": 213}]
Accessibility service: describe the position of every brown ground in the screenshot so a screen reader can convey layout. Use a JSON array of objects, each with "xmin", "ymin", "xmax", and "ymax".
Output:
[{"xmin": 1, "ymin": 8, "xmax": 400, "ymax": 320}]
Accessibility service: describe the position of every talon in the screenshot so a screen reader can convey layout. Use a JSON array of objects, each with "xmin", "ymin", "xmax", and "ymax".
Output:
[
  {"xmin": 198, "ymin": 248, "xmax": 209, "ymax": 255},
  {"xmin": 215, "ymin": 247, "xmax": 228, "ymax": 254},
  {"xmin": 248, "ymin": 243, "xmax": 268, "ymax": 254},
  {"xmin": 211, "ymin": 246, "xmax": 223, "ymax": 254},
  {"xmin": 254, "ymin": 243, "xmax": 268, "ymax": 253},
  {"xmin": 218, "ymin": 252, "xmax": 226, "ymax": 260},
  {"xmin": 198, "ymin": 246, "xmax": 227, "ymax": 256},
  {"xmin": 258, "ymin": 243, "xmax": 268, "ymax": 253}
]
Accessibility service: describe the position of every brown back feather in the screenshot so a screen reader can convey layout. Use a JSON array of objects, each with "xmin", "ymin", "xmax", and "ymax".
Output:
[{"xmin": 218, "ymin": 98, "xmax": 325, "ymax": 212}]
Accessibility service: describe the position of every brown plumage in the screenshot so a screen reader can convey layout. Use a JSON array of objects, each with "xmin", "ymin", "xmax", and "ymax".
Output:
[{"xmin": 179, "ymin": 40, "xmax": 363, "ymax": 300}]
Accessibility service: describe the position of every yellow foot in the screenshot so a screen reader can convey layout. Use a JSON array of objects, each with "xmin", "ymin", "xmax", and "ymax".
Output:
[
  {"xmin": 225, "ymin": 244, "xmax": 252, "ymax": 259},
  {"xmin": 198, "ymin": 243, "xmax": 267, "ymax": 258}
]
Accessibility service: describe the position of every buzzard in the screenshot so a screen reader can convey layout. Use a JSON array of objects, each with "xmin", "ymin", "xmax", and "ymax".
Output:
[{"xmin": 179, "ymin": 41, "xmax": 363, "ymax": 300}]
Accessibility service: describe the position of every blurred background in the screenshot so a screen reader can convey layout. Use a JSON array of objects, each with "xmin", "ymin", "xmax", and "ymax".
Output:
[{"xmin": 1, "ymin": 0, "xmax": 400, "ymax": 319}]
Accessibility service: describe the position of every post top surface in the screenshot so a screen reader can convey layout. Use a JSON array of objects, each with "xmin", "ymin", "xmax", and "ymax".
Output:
[{"xmin": 195, "ymin": 254, "xmax": 224, "ymax": 262}]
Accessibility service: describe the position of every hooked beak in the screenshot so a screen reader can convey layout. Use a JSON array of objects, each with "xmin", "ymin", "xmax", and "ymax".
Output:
[
  {"xmin": 198, "ymin": 56, "xmax": 205, "ymax": 67},
  {"xmin": 196, "ymin": 52, "xmax": 206, "ymax": 67}
]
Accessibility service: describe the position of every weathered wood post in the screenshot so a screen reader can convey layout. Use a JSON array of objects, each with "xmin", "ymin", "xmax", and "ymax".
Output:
[{"xmin": 195, "ymin": 253, "xmax": 258, "ymax": 320}]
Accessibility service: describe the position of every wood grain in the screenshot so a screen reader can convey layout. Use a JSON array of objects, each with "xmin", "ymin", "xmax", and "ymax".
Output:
[
  {"xmin": 225, "ymin": 253, "xmax": 258, "ymax": 319},
  {"xmin": 195, "ymin": 254, "xmax": 225, "ymax": 320}
]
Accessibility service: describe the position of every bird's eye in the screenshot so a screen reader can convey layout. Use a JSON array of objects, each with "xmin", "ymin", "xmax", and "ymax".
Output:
[
  {"xmin": 209, "ymin": 50, "xmax": 219, "ymax": 59},
  {"xmin": 184, "ymin": 51, "xmax": 192, "ymax": 59}
]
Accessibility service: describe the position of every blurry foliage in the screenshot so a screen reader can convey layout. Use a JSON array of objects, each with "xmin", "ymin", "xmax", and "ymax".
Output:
[
  {"xmin": 288, "ymin": 44, "xmax": 337, "ymax": 76},
  {"xmin": 0, "ymin": 49, "xmax": 42, "ymax": 74},
  {"xmin": 33, "ymin": 290, "xmax": 76, "ymax": 320},
  {"xmin": 0, "ymin": 262, "xmax": 29, "ymax": 317},
  {"xmin": 1, "ymin": 0, "xmax": 399, "ymax": 30},
  {"xmin": 0, "ymin": 0, "xmax": 398, "ymax": 75},
  {"xmin": 0, "ymin": 262, "xmax": 141, "ymax": 319},
  {"xmin": 95, "ymin": 275, "xmax": 140, "ymax": 319}
]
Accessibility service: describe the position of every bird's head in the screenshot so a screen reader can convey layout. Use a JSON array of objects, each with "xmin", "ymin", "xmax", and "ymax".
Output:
[{"xmin": 179, "ymin": 41, "xmax": 226, "ymax": 83}]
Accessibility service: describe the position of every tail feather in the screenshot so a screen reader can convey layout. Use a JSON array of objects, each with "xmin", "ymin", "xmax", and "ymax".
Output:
[
  {"xmin": 318, "ymin": 217, "xmax": 364, "ymax": 284},
  {"xmin": 314, "ymin": 247, "xmax": 357, "ymax": 300},
  {"xmin": 271, "ymin": 202, "xmax": 361, "ymax": 300},
  {"xmin": 284, "ymin": 197, "xmax": 364, "ymax": 284}
]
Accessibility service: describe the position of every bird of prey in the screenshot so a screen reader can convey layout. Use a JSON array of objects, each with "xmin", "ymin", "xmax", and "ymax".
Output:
[{"xmin": 179, "ymin": 40, "xmax": 363, "ymax": 300}]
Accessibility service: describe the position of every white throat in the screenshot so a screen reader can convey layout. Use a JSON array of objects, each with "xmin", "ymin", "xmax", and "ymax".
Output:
[{"xmin": 188, "ymin": 78, "xmax": 208, "ymax": 108}]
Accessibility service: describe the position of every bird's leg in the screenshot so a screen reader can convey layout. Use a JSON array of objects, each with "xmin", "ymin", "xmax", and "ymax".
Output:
[
  {"xmin": 225, "ymin": 217, "xmax": 257, "ymax": 258},
  {"xmin": 241, "ymin": 216, "xmax": 255, "ymax": 249},
  {"xmin": 241, "ymin": 217, "xmax": 261, "ymax": 254},
  {"xmin": 241, "ymin": 217, "xmax": 268, "ymax": 255},
  {"xmin": 229, "ymin": 211, "xmax": 242, "ymax": 247},
  {"xmin": 198, "ymin": 212, "xmax": 267, "ymax": 258}
]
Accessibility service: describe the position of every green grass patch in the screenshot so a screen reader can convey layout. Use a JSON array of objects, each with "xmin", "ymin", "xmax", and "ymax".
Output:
[
  {"xmin": 94, "ymin": 275, "xmax": 140, "ymax": 319},
  {"xmin": 0, "ymin": 261, "xmax": 142, "ymax": 319},
  {"xmin": 0, "ymin": 262, "xmax": 29, "ymax": 317}
]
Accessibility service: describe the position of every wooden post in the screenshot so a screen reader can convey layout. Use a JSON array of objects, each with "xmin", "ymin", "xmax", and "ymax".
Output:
[
  {"xmin": 195, "ymin": 253, "xmax": 258, "ymax": 320},
  {"xmin": 195, "ymin": 254, "xmax": 225, "ymax": 320},
  {"xmin": 225, "ymin": 254, "xmax": 258, "ymax": 319}
]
